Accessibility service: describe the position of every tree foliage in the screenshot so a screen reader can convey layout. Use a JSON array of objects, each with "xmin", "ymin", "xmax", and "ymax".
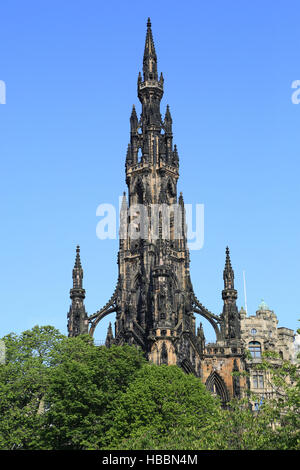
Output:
[
  {"xmin": 0, "ymin": 326, "xmax": 64, "ymax": 449},
  {"xmin": 104, "ymin": 363, "xmax": 223, "ymax": 450},
  {"xmin": 0, "ymin": 325, "xmax": 299, "ymax": 450}
]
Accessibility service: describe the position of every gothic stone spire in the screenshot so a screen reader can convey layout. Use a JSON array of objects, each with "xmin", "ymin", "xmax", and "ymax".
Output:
[
  {"xmin": 221, "ymin": 247, "xmax": 241, "ymax": 342},
  {"xmin": 67, "ymin": 245, "xmax": 89, "ymax": 337},
  {"xmin": 143, "ymin": 17, "xmax": 158, "ymax": 81},
  {"xmin": 223, "ymin": 246, "xmax": 235, "ymax": 290},
  {"xmin": 114, "ymin": 20, "xmax": 195, "ymax": 370},
  {"xmin": 73, "ymin": 245, "xmax": 83, "ymax": 289},
  {"xmin": 137, "ymin": 18, "xmax": 164, "ymax": 131},
  {"xmin": 105, "ymin": 322, "xmax": 114, "ymax": 348}
]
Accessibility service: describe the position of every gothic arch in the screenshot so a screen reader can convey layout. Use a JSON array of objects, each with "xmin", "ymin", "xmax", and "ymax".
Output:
[
  {"xmin": 88, "ymin": 299, "xmax": 117, "ymax": 337},
  {"xmin": 133, "ymin": 177, "xmax": 145, "ymax": 204},
  {"xmin": 87, "ymin": 284, "xmax": 119, "ymax": 337},
  {"xmin": 205, "ymin": 371, "xmax": 229, "ymax": 406},
  {"xmin": 192, "ymin": 293, "xmax": 221, "ymax": 341},
  {"xmin": 180, "ymin": 357, "xmax": 196, "ymax": 375},
  {"xmin": 166, "ymin": 177, "xmax": 176, "ymax": 198},
  {"xmin": 160, "ymin": 341, "xmax": 168, "ymax": 364},
  {"xmin": 151, "ymin": 343, "xmax": 159, "ymax": 365},
  {"xmin": 131, "ymin": 270, "xmax": 144, "ymax": 292}
]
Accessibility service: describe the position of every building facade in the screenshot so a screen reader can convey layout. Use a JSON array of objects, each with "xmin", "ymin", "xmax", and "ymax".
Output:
[
  {"xmin": 239, "ymin": 301, "xmax": 295, "ymax": 404},
  {"xmin": 67, "ymin": 19, "xmax": 295, "ymax": 405}
]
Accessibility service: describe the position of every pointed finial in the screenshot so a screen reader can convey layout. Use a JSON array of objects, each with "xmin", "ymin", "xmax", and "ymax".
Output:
[
  {"xmin": 120, "ymin": 190, "xmax": 128, "ymax": 208},
  {"xmin": 105, "ymin": 322, "xmax": 114, "ymax": 348},
  {"xmin": 165, "ymin": 104, "xmax": 172, "ymax": 119},
  {"xmin": 126, "ymin": 143, "xmax": 133, "ymax": 165},
  {"xmin": 119, "ymin": 191, "xmax": 128, "ymax": 240},
  {"xmin": 131, "ymin": 105, "xmax": 137, "ymax": 120},
  {"xmin": 143, "ymin": 17, "xmax": 158, "ymax": 81},
  {"xmin": 72, "ymin": 245, "xmax": 84, "ymax": 290},
  {"xmin": 225, "ymin": 246, "xmax": 232, "ymax": 267},
  {"xmin": 74, "ymin": 245, "xmax": 82, "ymax": 269},
  {"xmin": 130, "ymin": 104, "xmax": 138, "ymax": 131},
  {"xmin": 164, "ymin": 105, "xmax": 173, "ymax": 134},
  {"xmin": 178, "ymin": 191, "xmax": 184, "ymax": 206},
  {"xmin": 223, "ymin": 246, "xmax": 234, "ymax": 289}
]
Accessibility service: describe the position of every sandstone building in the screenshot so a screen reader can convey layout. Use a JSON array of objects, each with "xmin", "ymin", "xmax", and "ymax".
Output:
[{"xmin": 240, "ymin": 301, "xmax": 294, "ymax": 405}]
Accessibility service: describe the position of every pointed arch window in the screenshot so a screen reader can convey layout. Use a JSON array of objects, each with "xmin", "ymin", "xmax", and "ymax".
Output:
[
  {"xmin": 205, "ymin": 371, "xmax": 229, "ymax": 408},
  {"xmin": 137, "ymin": 147, "xmax": 143, "ymax": 163},
  {"xmin": 279, "ymin": 351, "xmax": 283, "ymax": 360},
  {"xmin": 160, "ymin": 342, "xmax": 168, "ymax": 365},
  {"xmin": 136, "ymin": 180, "xmax": 144, "ymax": 204}
]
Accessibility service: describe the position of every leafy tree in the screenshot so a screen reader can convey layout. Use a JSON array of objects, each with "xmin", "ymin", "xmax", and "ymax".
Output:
[
  {"xmin": 0, "ymin": 324, "xmax": 298, "ymax": 450},
  {"xmin": 0, "ymin": 325, "xmax": 64, "ymax": 449},
  {"xmin": 39, "ymin": 340, "xmax": 146, "ymax": 450},
  {"xmin": 104, "ymin": 363, "xmax": 224, "ymax": 450},
  {"xmin": 243, "ymin": 350, "xmax": 300, "ymax": 449},
  {"xmin": 0, "ymin": 326, "xmax": 146, "ymax": 450}
]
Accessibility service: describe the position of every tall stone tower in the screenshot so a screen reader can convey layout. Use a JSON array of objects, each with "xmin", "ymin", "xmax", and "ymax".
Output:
[
  {"xmin": 113, "ymin": 18, "xmax": 199, "ymax": 372},
  {"xmin": 67, "ymin": 19, "xmax": 247, "ymax": 402}
]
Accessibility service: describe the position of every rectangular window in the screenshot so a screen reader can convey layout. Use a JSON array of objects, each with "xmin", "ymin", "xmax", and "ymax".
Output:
[{"xmin": 252, "ymin": 374, "xmax": 264, "ymax": 389}]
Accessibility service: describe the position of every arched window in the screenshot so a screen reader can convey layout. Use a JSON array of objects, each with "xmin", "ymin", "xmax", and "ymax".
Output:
[
  {"xmin": 136, "ymin": 180, "xmax": 144, "ymax": 204},
  {"xmin": 160, "ymin": 342, "xmax": 168, "ymax": 365},
  {"xmin": 205, "ymin": 371, "xmax": 229, "ymax": 408},
  {"xmin": 279, "ymin": 351, "xmax": 283, "ymax": 360},
  {"xmin": 137, "ymin": 147, "xmax": 142, "ymax": 162},
  {"xmin": 249, "ymin": 341, "xmax": 261, "ymax": 358}
]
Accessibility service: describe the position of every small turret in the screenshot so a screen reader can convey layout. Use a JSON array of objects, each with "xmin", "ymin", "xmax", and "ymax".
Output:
[
  {"xmin": 119, "ymin": 191, "xmax": 128, "ymax": 242},
  {"xmin": 67, "ymin": 246, "xmax": 89, "ymax": 337},
  {"xmin": 126, "ymin": 143, "xmax": 133, "ymax": 167},
  {"xmin": 172, "ymin": 144, "xmax": 179, "ymax": 166},
  {"xmin": 105, "ymin": 322, "xmax": 114, "ymax": 348},
  {"xmin": 220, "ymin": 247, "xmax": 241, "ymax": 342},
  {"xmin": 164, "ymin": 105, "xmax": 172, "ymax": 134},
  {"xmin": 72, "ymin": 245, "xmax": 83, "ymax": 289},
  {"xmin": 130, "ymin": 105, "xmax": 138, "ymax": 134},
  {"xmin": 223, "ymin": 246, "xmax": 234, "ymax": 290}
]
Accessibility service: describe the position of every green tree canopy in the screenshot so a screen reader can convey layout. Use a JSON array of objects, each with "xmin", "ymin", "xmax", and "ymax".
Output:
[
  {"xmin": 0, "ymin": 325, "xmax": 299, "ymax": 450},
  {"xmin": 0, "ymin": 325, "xmax": 64, "ymax": 449},
  {"xmin": 0, "ymin": 326, "xmax": 146, "ymax": 450},
  {"xmin": 104, "ymin": 363, "xmax": 223, "ymax": 450},
  {"xmin": 40, "ymin": 339, "xmax": 147, "ymax": 449}
]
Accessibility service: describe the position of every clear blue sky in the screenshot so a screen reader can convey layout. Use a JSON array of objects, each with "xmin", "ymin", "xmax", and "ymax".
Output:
[{"xmin": 0, "ymin": 0, "xmax": 299, "ymax": 342}]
